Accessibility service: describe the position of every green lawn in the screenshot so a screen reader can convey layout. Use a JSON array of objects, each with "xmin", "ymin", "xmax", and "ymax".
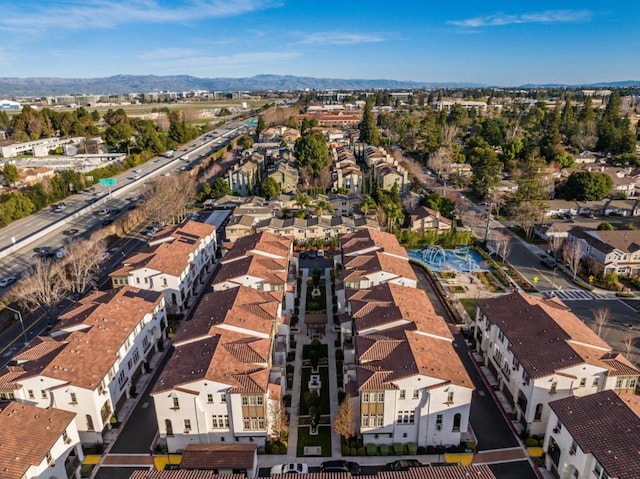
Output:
[
  {"xmin": 296, "ymin": 426, "xmax": 332, "ymax": 457},
  {"xmin": 299, "ymin": 366, "xmax": 331, "ymax": 415},
  {"xmin": 459, "ymin": 298, "xmax": 480, "ymax": 320},
  {"xmin": 306, "ymin": 278, "xmax": 327, "ymax": 311}
]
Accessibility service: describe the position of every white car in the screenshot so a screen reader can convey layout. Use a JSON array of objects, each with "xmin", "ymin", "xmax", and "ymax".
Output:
[
  {"xmin": 131, "ymin": 175, "xmax": 141, "ymax": 181},
  {"xmin": 270, "ymin": 463, "xmax": 308, "ymax": 476},
  {"xmin": 0, "ymin": 275, "xmax": 17, "ymax": 288}
]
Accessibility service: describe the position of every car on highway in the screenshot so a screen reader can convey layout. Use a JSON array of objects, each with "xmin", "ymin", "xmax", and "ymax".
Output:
[
  {"xmin": 33, "ymin": 246, "xmax": 52, "ymax": 255},
  {"xmin": 0, "ymin": 275, "xmax": 17, "ymax": 288},
  {"xmin": 383, "ymin": 460, "xmax": 423, "ymax": 472},
  {"xmin": 97, "ymin": 208, "xmax": 110, "ymax": 216},
  {"xmin": 101, "ymin": 218, "xmax": 114, "ymax": 227},
  {"xmin": 63, "ymin": 228, "xmax": 79, "ymax": 236},
  {"xmin": 53, "ymin": 202, "xmax": 67, "ymax": 212},
  {"xmin": 134, "ymin": 169, "xmax": 142, "ymax": 173},
  {"xmin": 87, "ymin": 197, "xmax": 99, "ymax": 204},
  {"xmin": 270, "ymin": 463, "xmax": 308, "ymax": 475},
  {"xmin": 131, "ymin": 174, "xmax": 141, "ymax": 180},
  {"xmin": 320, "ymin": 461, "xmax": 361, "ymax": 475}
]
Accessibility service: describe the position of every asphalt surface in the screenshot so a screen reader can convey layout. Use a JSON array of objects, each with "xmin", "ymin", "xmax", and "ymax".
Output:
[
  {"xmin": 490, "ymin": 461, "xmax": 539, "ymax": 479},
  {"xmin": 94, "ymin": 467, "xmax": 143, "ymax": 479}
]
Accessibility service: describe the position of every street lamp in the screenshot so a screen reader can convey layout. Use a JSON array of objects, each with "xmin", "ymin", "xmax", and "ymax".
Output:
[{"xmin": 2, "ymin": 305, "xmax": 28, "ymax": 346}]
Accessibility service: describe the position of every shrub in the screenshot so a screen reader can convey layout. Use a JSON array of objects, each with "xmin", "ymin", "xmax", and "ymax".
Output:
[
  {"xmin": 257, "ymin": 446, "xmax": 265, "ymax": 454},
  {"xmin": 357, "ymin": 447, "xmax": 366, "ymax": 456},
  {"xmin": 417, "ymin": 446, "xmax": 426, "ymax": 455},
  {"xmin": 407, "ymin": 442, "xmax": 418, "ymax": 455},
  {"xmin": 341, "ymin": 445, "xmax": 350, "ymax": 456},
  {"xmin": 265, "ymin": 442, "xmax": 273, "ymax": 454},
  {"xmin": 350, "ymin": 447, "xmax": 357, "ymax": 456},
  {"xmin": 379, "ymin": 444, "xmax": 390, "ymax": 456},
  {"xmin": 366, "ymin": 444, "xmax": 378, "ymax": 456},
  {"xmin": 524, "ymin": 438, "xmax": 539, "ymax": 447},
  {"xmin": 335, "ymin": 349, "xmax": 344, "ymax": 361}
]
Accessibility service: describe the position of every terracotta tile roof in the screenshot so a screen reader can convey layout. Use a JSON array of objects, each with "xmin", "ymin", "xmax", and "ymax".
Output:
[
  {"xmin": 175, "ymin": 287, "xmax": 279, "ymax": 343},
  {"xmin": 348, "ymin": 284, "xmax": 450, "ymax": 338},
  {"xmin": 179, "ymin": 444, "xmax": 256, "ymax": 470},
  {"xmin": 549, "ymin": 390, "xmax": 640, "ymax": 479},
  {"xmin": 129, "ymin": 472, "xmax": 244, "ymax": 479},
  {"xmin": 479, "ymin": 292, "xmax": 612, "ymax": 379},
  {"xmin": 376, "ymin": 465, "xmax": 496, "ymax": 479},
  {"xmin": 111, "ymin": 220, "xmax": 215, "ymax": 278},
  {"xmin": 0, "ymin": 402, "xmax": 75, "ymax": 479},
  {"xmin": 215, "ymin": 255, "xmax": 288, "ymax": 286},
  {"xmin": 356, "ymin": 329, "xmax": 472, "ymax": 390},
  {"xmin": 340, "ymin": 229, "xmax": 407, "ymax": 259},
  {"xmin": 42, "ymin": 286, "xmax": 163, "ymax": 389},
  {"xmin": 223, "ymin": 231, "xmax": 292, "ymax": 262},
  {"xmin": 344, "ymin": 251, "xmax": 417, "ymax": 284},
  {"xmin": 0, "ymin": 338, "xmax": 66, "ymax": 389},
  {"xmin": 601, "ymin": 353, "xmax": 640, "ymax": 376}
]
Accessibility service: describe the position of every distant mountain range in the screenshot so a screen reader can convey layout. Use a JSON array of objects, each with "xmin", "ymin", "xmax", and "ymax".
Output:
[{"xmin": 0, "ymin": 74, "xmax": 638, "ymax": 97}]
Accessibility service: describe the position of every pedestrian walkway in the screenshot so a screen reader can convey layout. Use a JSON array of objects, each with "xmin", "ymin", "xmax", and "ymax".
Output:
[{"xmin": 545, "ymin": 289, "xmax": 611, "ymax": 301}]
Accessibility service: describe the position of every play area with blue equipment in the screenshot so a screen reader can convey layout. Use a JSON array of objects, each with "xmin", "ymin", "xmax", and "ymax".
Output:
[{"xmin": 408, "ymin": 245, "xmax": 489, "ymax": 272}]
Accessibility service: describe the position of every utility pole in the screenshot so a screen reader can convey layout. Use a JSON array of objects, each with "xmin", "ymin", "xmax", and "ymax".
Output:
[{"xmin": 483, "ymin": 201, "xmax": 493, "ymax": 244}]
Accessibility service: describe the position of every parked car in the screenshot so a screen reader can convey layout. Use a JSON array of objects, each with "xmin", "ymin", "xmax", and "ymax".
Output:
[
  {"xmin": 299, "ymin": 252, "xmax": 307, "ymax": 259},
  {"xmin": 270, "ymin": 463, "xmax": 308, "ymax": 475},
  {"xmin": 540, "ymin": 256, "xmax": 557, "ymax": 269},
  {"xmin": 317, "ymin": 249, "xmax": 325, "ymax": 257},
  {"xmin": 0, "ymin": 275, "xmax": 17, "ymax": 288},
  {"xmin": 383, "ymin": 460, "xmax": 423, "ymax": 472},
  {"xmin": 308, "ymin": 251, "xmax": 317, "ymax": 259},
  {"xmin": 320, "ymin": 460, "xmax": 361, "ymax": 475}
]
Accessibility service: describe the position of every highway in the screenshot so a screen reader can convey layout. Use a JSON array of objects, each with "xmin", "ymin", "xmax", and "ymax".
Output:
[{"xmin": 0, "ymin": 118, "xmax": 251, "ymax": 296}]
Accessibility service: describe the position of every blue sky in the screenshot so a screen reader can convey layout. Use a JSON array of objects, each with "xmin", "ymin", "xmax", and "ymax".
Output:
[{"xmin": 0, "ymin": 0, "xmax": 638, "ymax": 85}]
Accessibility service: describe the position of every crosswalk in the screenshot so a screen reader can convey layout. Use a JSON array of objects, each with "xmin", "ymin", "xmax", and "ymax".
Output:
[{"xmin": 544, "ymin": 289, "xmax": 610, "ymax": 301}]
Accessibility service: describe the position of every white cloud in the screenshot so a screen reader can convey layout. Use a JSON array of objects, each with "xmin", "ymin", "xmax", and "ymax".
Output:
[
  {"xmin": 0, "ymin": 0, "xmax": 279, "ymax": 31},
  {"xmin": 297, "ymin": 31, "xmax": 385, "ymax": 46},
  {"xmin": 448, "ymin": 9, "xmax": 593, "ymax": 28}
]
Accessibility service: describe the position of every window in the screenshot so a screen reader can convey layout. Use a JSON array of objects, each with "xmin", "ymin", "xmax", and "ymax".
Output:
[
  {"xmin": 615, "ymin": 378, "xmax": 623, "ymax": 388},
  {"xmin": 243, "ymin": 417, "xmax": 265, "ymax": 430},
  {"xmin": 453, "ymin": 413, "xmax": 461, "ymax": 432},
  {"xmin": 534, "ymin": 404, "xmax": 543, "ymax": 421},
  {"xmin": 569, "ymin": 439, "xmax": 577, "ymax": 455},
  {"xmin": 447, "ymin": 391, "xmax": 454, "ymax": 403},
  {"xmin": 592, "ymin": 377, "xmax": 599, "ymax": 387},
  {"xmin": 184, "ymin": 419, "xmax": 191, "ymax": 431},
  {"xmin": 630, "ymin": 379, "xmax": 637, "ymax": 389},
  {"xmin": 361, "ymin": 414, "xmax": 383, "ymax": 428},
  {"xmin": 399, "ymin": 390, "xmax": 406, "ymax": 400},
  {"xmin": 86, "ymin": 415, "xmax": 94, "ymax": 431},
  {"xmin": 136, "ymin": 277, "xmax": 140, "ymax": 284},
  {"xmin": 579, "ymin": 378, "xmax": 586, "ymax": 387},
  {"xmin": 46, "ymin": 452, "xmax": 53, "ymax": 465},
  {"xmin": 376, "ymin": 392, "xmax": 384, "ymax": 402},
  {"xmin": 207, "ymin": 394, "xmax": 213, "ymax": 403},
  {"xmin": 396, "ymin": 410, "xmax": 415, "ymax": 424},
  {"xmin": 62, "ymin": 430, "xmax": 70, "ymax": 443},
  {"xmin": 550, "ymin": 381, "xmax": 557, "ymax": 394},
  {"xmin": 70, "ymin": 392, "xmax": 77, "ymax": 403},
  {"xmin": 212, "ymin": 415, "xmax": 229, "ymax": 428},
  {"xmin": 28, "ymin": 390, "xmax": 34, "ymax": 399},
  {"xmin": 165, "ymin": 419, "xmax": 173, "ymax": 436},
  {"xmin": 436, "ymin": 414, "xmax": 443, "ymax": 426},
  {"xmin": 41, "ymin": 390, "xmax": 48, "ymax": 399},
  {"xmin": 498, "ymin": 330, "xmax": 505, "ymax": 343},
  {"xmin": 0, "ymin": 392, "xmax": 14, "ymax": 401},
  {"xmin": 172, "ymin": 397, "xmax": 180, "ymax": 409},
  {"xmin": 362, "ymin": 393, "xmax": 369, "ymax": 403},
  {"xmin": 220, "ymin": 394, "xmax": 226, "ymax": 403},
  {"xmin": 412, "ymin": 389, "xmax": 419, "ymax": 399},
  {"xmin": 163, "ymin": 278, "xmax": 168, "ymax": 287}
]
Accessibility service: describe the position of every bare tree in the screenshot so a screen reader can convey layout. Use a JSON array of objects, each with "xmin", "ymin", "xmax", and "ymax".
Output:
[
  {"xmin": 563, "ymin": 240, "xmax": 585, "ymax": 280},
  {"xmin": 508, "ymin": 201, "xmax": 539, "ymax": 239},
  {"xmin": 333, "ymin": 393, "xmax": 355, "ymax": 442},
  {"xmin": 547, "ymin": 234, "xmax": 565, "ymax": 261},
  {"xmin": 60, "ymin": 238, "xmax": 106, "ymax": 295},
  {"xmin": 592, "ymin": 307, "xmax": 611, "ymax": 339},
  {"xmin": 155, "ymin": 113, "xmax": 170, "ymax": 132},
  {"xmin": 9, "ymin": 259, "xmax": 66, "ymax": 319},
  {"xmin": 268, "ymin": 399, "xmax": 288, "ymax": 443},
  {"xmin": 442, "ymin": 124, "xmax": 460, "ymax": 146},
  {"xmin": 623, "ymin": 333, "xmax": 635, "ymax": 360},
  {"xmin": 143, "ymin": 175, "xmax": 197, "ymax": 226},
  {"xmin": 491, "ymin": 231, "xmax": 513, "ymax": 264},
  {"xmin": 428, "ymin": 147, "xmax": 454, "ymax": 187}
]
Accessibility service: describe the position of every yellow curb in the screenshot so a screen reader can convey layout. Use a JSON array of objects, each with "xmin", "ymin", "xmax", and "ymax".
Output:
[
  {"xmin": 527, "ymin": 447, "xmax": 544, "ymax": 458},
  {"xmin": 83, "ymin": 455, "xmax": 102, "ymax": 465},
  {"xmin": 154, "ymin": 455, "xmax": 182, "ymax": 470},
  {"xmin": 444, "ymin": 452, "xmax": 474, "ymax": 466}
]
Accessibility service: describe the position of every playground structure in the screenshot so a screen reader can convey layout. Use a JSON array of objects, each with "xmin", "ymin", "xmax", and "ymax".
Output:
[{"xmin": 417, "ymin": 246, "xmax": 484, "ymax": 272}]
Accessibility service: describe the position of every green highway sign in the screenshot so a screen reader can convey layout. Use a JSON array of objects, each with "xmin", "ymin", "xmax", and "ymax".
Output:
[{"xmin": 99, "ymin": 178, "xmax": 117, "ymax": 187}]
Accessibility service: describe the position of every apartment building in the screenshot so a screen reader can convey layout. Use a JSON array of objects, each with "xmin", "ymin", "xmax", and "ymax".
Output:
[
  {"xmin": 409, "ymin": 206, "xmax": 452, "ymax": 233},
  {"xmin": 342, "ymin": 251, "xmax": 418, "ymax": 289},
  {"xmin": 0, "ymin": 402, "xmax": 83, "ymax": 479},
  {"xmin": 0, "ymin": 286, "xmax": 166, "ymax": 443},
  {"xmin": 110, "ymin": 221, "xmax": 217, "ymax": 310},
  {"xmin": 474, "ymin": 292, "xmax": 639, "ymax": 435},
  {"xmin": 544, "ymin": 391, "xmax": 640, "ymax": 479},
  {"xmin": 254, "ymin": 215, "xmax": 379, "ymax": 242},
  {"xmin": 374, "ymin": 162, "xmax": 409, "ymax": 193},
  {"xmin": 227, "ymin": 154, "xmax": 263, "ymax": 196},
  {"xmin": 151, "ymin": 286, "xmax": 285, "ymax": 452},
  {"xmin": 266, "ymin": 161, "xmax": 299, "ymax": 193}
]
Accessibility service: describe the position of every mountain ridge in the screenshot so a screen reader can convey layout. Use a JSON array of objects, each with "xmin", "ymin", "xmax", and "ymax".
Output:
[{"xmin": 0, "ymin": 74, "xmax": 638, "ymax": 97}]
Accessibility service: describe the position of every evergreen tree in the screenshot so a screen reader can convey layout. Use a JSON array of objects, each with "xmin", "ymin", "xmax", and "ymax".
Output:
[{"xmin": 358, "ymin": 99, "xmax": 380, "ymax": 145}]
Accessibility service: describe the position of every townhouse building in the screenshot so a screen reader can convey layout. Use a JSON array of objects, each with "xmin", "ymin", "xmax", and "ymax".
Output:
[
  {"xmin": 110, "ymin": 221, "xmax": 217, "ymax": 311},
  {"xmin": 266, "ymin": 161, "xmax": 299, "ymax": 193},
  {"xmin": 363, "ymin": 145, "xmax": 393, "ymax": 168},
  {"xmin": 374, "ymin": 161, "xmax": 409, "ymax": 193},
  {"xmin": 544, "ymin": 391, "xmax": 640, "ymax": 479},
  {"xmin": 151, "ymin": 286, "xmax": 285, "ymax": 453},
  {"xmin": 409, "ymin": 206, "xmax": 453, "ymax": 233},
  {"xmin": 474, "ymin": 292, "xmax": 639, "ymax": 435},
  {"xmin": 0, "ymin": 402, "xmax": 83, "ymax": 479},
  {"xmin": 227, "ymin": 154, "xmax": 264, "ymax": 196},
  {"xmin": 566, "ymin": 228, "xmax": 640, "ymax": 276},
  {"xmin": 253, "ymin": 215, "xmax": 379, "ymax": 242},
  {"xmin": 0, "ymin": 287, "xmax": 167, "ymax": 443},
  {"xmin": 342, "ymin": 251, "xmax": 418, "ymax": 289}
]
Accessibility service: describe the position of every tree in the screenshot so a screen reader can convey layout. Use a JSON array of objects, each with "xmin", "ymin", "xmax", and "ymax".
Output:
[
  {"xmin": 294, "ymin": 192, "xmax": 312, "ymax": 210},
  {"xmin": 592, "ymin": 307, "xmax": 610, "ymax": 339},
  {"xmin": 143, "ymin": 175, "xmax": 196, "ymax": 225},
  {"xmin": 261, "ymin": 177, "xmax": 281, "ymax": 198},
  {"xmin": 623, "ymin": 333, "xmax": 635, "ymax": 360},
  {"xmin": 9, "ymin": 258, "xmax": 66, "ymax": 319},
  {"xmin": 358, "ymin": 99, "xmax": 380, "ymax": 145},
  {"xmin": 1, "ymin": 164, "xmax": 19, "ymax": 185},
  {"xmin": 597, "ymin": 222, "xmax": 614, "ymax": 231},
  {"xmin": 562, "ymin": 171, "xmax": 613, "ymax": 201},
  {"xmin": 256, "ymin": 116, "xmax": 265, "ymax": 138},
  {"xmin": 268, "ymin": 399, "xmax": 288, "ymax": 442},
  {"xmin": 508, "ymin": 201, "xmax": 539, "ymax": 239},
  {"xmin": 471, "ymin": 154, "xmax": 502, "ymax": 199},
  {"xmin": 428, "ymin": 147, "xmax": 453, "ymax": 187},
  {"xmin": 563, "ymin": 240, "xmax": 585, "ymax": 280},
  {"xmin": 359, "ymin": 196, "xmax": 376, "ymax": 215},
  {"xmin": 60, "ymin": 238, "xmax": 106, "ymax": 295},
  {"xmin": 294, "ymin": 132, "xmax": 330, "ymax": 176},
  {"xmin": 491, "ymin": 230, "xmax": 513, "ymax": 264},
  {"xmin": 333, "ymin": 394, "xmax": 355, "ymax": 442},
  {"xmin": 103, "ymin": 122, "xmax": 134, "ymax": 151},
  {"xmin": 209, "ymin": 178, "xmax": 231, "ymax": 199}
]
